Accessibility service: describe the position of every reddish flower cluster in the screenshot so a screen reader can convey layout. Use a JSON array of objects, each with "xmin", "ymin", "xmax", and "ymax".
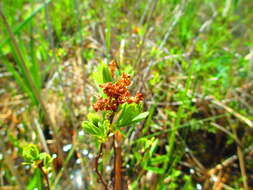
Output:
[{"xmin": 93, "ymin": 73, "xmax": 143, "ymax": 112}]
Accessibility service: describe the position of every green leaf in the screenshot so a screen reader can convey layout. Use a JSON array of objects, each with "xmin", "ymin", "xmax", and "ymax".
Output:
[
  {"xmin": 82, "ymin": 121, "xmax": 100, "ymax": 136},
  {"xmin": 100, "ymin": 120, "xmax": 110, "ymax": 137},
  {"xmin": 22, "ymin": 144, "xmax": 40, "ymax": 162},
  {"xmin": 144, "ymin": 166, "xmax": 165, "ymax": 174},
  {"xmin": 117, "ymin": 110, "xmax": 149, "ymax": 127},
  {"xmin": 150, "ymin": 155, "xmax": 168, "ymax": 165},
  {"xmin": 92, "ymin": 63, "xmax": 113, "ymax": 85},
  {"xmin": 116, "ymin": 103, "xmax": 146, "ymax": 127},
  {"xmin": 87, "ymin": 113, "xmax": 101, "ymax": 126},
  {"xmin": 149, "ymin": 139, "xmax": 159, "ymax": 157},
  {"xmin": 82, "ymin": 119, "xmax": 110, "ymax": 143},
  {"xmin": 27, "ymin": 168, "xmax": 43, "ymax": 190},
  {"xmin": 39, "ymin": 153, "xmax": 53, "ymax": 171},
  {"xmin": 102, "ymin": 64, "xmax": 113, "ymax": 83},
  {"xmin": 131, "ymin": 112, "xmax": 149, "ymax": 123}
]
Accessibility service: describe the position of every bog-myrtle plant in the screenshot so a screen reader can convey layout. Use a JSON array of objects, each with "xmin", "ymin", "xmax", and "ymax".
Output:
[
  {"xmin": 82, "ymin": 61, "xmax": 149, "ymax": 190},
  {"xmin": 22, "ymin": 144, "xmax": 53, "ymax": 190}
]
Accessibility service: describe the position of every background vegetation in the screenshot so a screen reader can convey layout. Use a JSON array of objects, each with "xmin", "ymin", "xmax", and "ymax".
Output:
[{"xmin": 0, "ymin": 0, "xmax": 253, "ymax": 189}]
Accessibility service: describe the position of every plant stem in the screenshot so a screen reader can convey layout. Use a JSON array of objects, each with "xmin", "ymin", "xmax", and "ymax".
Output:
[
  {"xmin": 95, "ymin": 143, "xmax": 109, "ymax": 190},
  {"xmin": 231, "ymin": 126, "xmax": 249, "ymax": 190},
  {"xmin": 114, "ymin": 131, "xmax": 122, "ymax": 190},
  {"xmin": 38, "ymin": 163, "xmax": 51, "ymax": 190}
]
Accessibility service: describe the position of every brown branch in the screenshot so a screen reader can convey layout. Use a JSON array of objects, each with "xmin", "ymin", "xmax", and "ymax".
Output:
[
  {"xmin": 38, "ymin": 163, "xmax": 51, "ymax": 190},
  {"xmin": 95, "ymin": 143, "xmax": 109, "ymax": 190},
  {"xmin": 114, "ymin": 131, "xmax": 122, "ymax": 190},
  {"xmin": 231, "ymin": 126, "xmax": 249, "ymax": 190}
]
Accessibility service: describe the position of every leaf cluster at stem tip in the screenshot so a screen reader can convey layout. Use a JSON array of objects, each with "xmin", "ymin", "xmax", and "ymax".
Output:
[
  {"xmin": 22, "ymin": 144, "xmax": 53, "ymax": 173},
  {"xmin": 82, "ymin": 62, "xmax": 149, "ymax": 142}
]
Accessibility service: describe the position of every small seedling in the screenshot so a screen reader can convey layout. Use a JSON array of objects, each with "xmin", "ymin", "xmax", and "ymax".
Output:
[{"xmin": 22, "ymin": 144, "xmax": 53, "ymax": 190}]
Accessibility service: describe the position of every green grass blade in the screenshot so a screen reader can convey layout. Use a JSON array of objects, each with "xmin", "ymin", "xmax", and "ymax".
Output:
[{"xmin": 0, "ymin": 0, "xmax": 52, "ymax": 50}]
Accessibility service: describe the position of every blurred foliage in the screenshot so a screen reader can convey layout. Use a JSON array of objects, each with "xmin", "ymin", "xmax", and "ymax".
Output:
[{"xmin": 0, "ymin": 0, "xmax": 253, "ymax": 189}]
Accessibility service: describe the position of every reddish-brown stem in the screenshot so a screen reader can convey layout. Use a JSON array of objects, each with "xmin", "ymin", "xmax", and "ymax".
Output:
[
  {"xmin": 95, "ymin": 143, "xmax": 109, "ymax": 190},
  {"xmin": 114, "ymin": 131, "xmax": 122, "ymax": 190},
  {"xmin": 38, "ymin": 163, "xmax": 50, "ymax": 190}
]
